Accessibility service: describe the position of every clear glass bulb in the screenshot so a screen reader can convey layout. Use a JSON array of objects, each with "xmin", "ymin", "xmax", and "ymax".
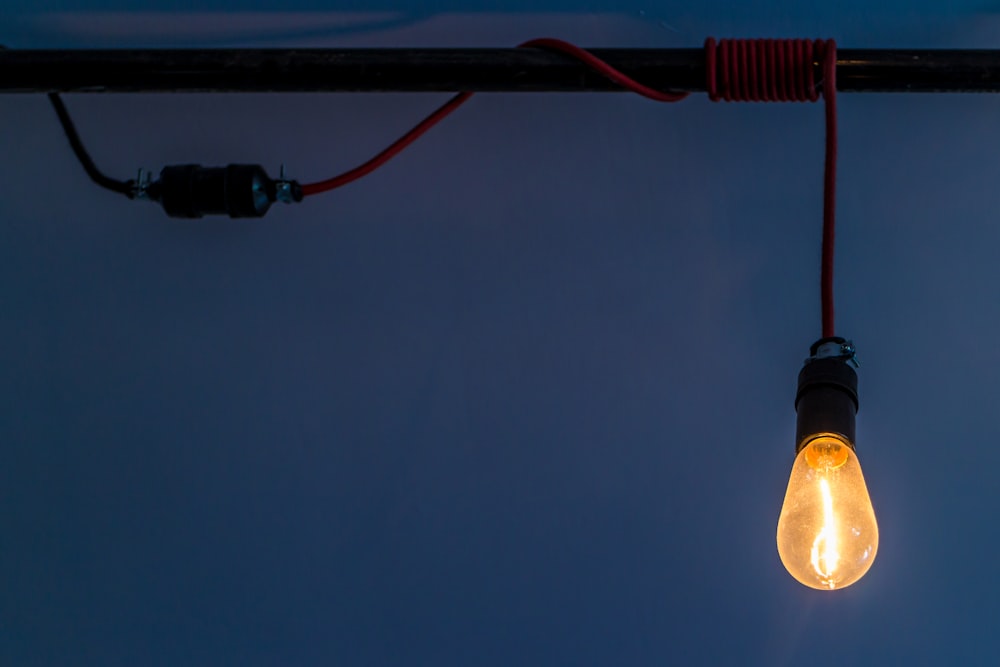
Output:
[{"xmin": 776, "ymin": 435, "xmax": 878, "ymax": 590}]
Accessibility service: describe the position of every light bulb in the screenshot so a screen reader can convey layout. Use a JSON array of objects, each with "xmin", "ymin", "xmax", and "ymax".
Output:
[
  {"xmin": 776, "ymin": 434, "xmax": 878, "ymax": 590},
  {"xmin": 777, "ymin": 337, "xmax": 878, "ymax": 590}
]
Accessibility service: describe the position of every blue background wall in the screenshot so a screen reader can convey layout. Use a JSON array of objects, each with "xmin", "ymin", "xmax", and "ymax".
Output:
[{"xmin": 3, "ymin": 5, "xmax": 999, "ymax": 665}]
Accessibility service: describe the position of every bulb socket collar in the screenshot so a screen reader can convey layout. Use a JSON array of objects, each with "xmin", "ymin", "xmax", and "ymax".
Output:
[{"xmin": 795, "ymin": 338, "xmax": 859, "ymax": 453}]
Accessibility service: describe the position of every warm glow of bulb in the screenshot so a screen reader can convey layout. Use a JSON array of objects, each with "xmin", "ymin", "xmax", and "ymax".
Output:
[{"xmin": 776, "ymin": 435, "xmax": 878, "ymax": 590}]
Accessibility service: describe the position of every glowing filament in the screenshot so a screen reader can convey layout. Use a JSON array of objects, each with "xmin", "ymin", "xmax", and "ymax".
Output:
[{"xmin": 809, "ymin": 477, "xmax": 840, "ymax": 587}]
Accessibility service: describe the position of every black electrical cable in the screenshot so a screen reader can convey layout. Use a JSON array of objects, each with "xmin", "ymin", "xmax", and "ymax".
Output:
[{"xmin": 48, "ymin": 93, "xmax": 135, "ymax": 198}]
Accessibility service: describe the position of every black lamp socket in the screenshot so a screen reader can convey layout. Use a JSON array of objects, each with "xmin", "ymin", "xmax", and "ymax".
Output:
[
  {"xmin": 148, "ymin": 164, "xmax": 302, "ymax": 218},
  {"xmin": 794, "ymin": 343, "xmax": 859, "ymax": 453}
]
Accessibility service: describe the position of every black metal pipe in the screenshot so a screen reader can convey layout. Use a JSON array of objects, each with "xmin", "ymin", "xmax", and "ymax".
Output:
[{"xmin": 3, "ymin": 48, "xmax": 1000, "ymax": 93}]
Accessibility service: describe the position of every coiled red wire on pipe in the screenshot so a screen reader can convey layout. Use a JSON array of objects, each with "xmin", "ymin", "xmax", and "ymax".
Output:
[
  {"xmin": 705, "ymin": 38, "xmax": 839, "ymax": 337},
  {"xmin": 299, "ymin": 38, "xmax": 687, "ymax": 197}
]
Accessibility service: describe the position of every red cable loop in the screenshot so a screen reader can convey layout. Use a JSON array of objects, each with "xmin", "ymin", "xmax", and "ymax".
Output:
[
  {"xmin": 706, "ymin": 38, "xmax": 824, "ymax": 102},
  {"xmin": 705, "ymin": 38, "xmax": 838, "ymax": 338},
  {"xmin": 300, "ymin": 38, "xmax": 687, "ymax": 197}
]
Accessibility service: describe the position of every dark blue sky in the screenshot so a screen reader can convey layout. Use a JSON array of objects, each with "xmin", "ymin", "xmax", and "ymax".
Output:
[{"xmin": 4, "ymin": 5, "xmax": 1000, "ymax": 666}]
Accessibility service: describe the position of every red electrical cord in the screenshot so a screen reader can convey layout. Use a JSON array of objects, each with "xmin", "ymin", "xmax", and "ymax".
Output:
[
  {"xmin": 820, "ymin": 42, "xmax": 838, "ymax": 340},
  {"xmin": 299, "ymin": 38, "xmax": 688, "ymax": 197},
  {"xmin": 517, "ymin": 38, "xmax": 690, "ymax": 103},
  {"xmin": 304, "ymin": 37, "xmax": 839, "ymax": 339},
  {"xmin": 705, "ymin": 38, "xmax": 838, "ymax": 338},
  {"xmin": 300, "ymin": 91, "xmax": 473, "ymax": 196}
]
